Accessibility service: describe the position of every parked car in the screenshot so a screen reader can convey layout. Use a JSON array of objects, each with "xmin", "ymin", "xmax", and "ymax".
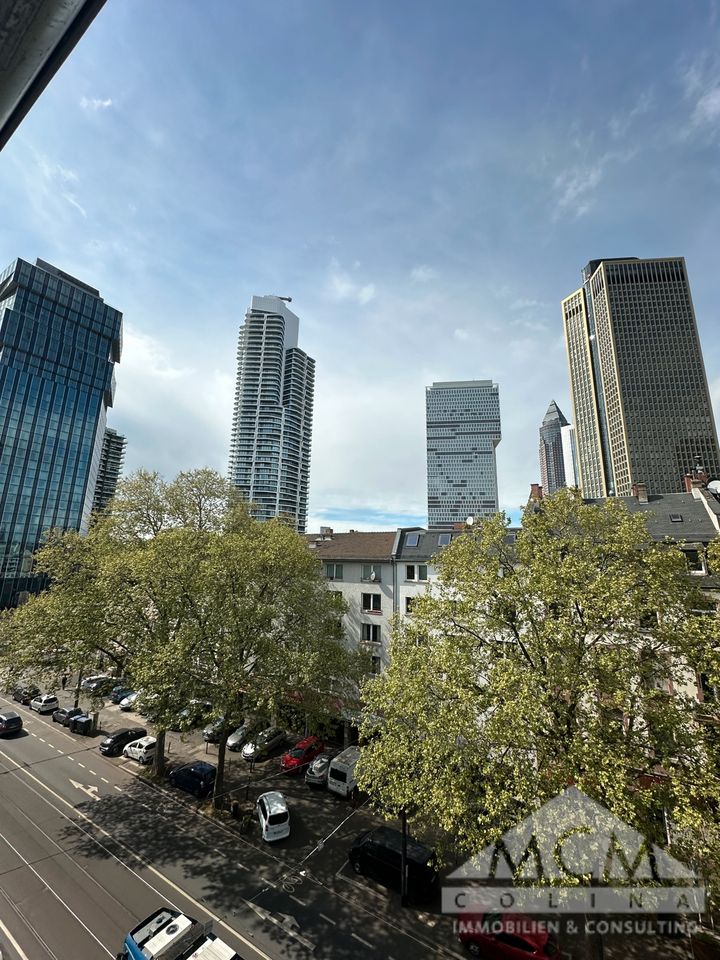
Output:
[
  {"xmin": 123, "ymin": 736, "xmax": 157, "ymax": 764},
  {"xmin": 167, "ymin": 760, "xmax": 216, "ymax": 798},
  {"xmin": 256, "ymin": 791, "xmax": 291, "ymax": 842},
  {"xmin": 0, "ymin": 711, "xmax": 23, "ymax": 736},
  {"xmin": 348, "ymin": 826, "xmax": 439, "ymax": 904},
  {"xmin": 29, "ymin": 694, "xmax": 59, "ymax": 714},
  {"xmin": 99, "ymin": 726, "xmax": 147, "ymax": 756},
  {"xmin": 280, "ymin": 735, "xmax": 324, "ymax": 774},
  {"xmin": 12, "ymin": 685, "xmax": 40, "ymax": 705},
  {"xmin": 137, "ymin": 693, "xmax": 161, "ymax": 719},
  {"xmin": 52, "ymin": 706, "xmax": 84, "ymax": 726},
  {"xmin": 80, "ymin": 674, "xmax": 110, "ymax": 691},
  {"xmin": 85, "ymin": 677, "xmax": 117, "ymax": 696},
  {"xmin": 305, "ymin": 750, "xmax": 339, "ymax": 788},
  {"xmin": 202, "ymin": 716, "xmax": 234, "ymax": 744},
  {"xmin": 227, "ymin": 719, "xmax": 263, "ymax": 752},
  {"xmin": 170, "ymin": 700, "xmax": 213, "ymax": 731},
  {"xmin": 458, "ymin": 912, "xmax": 560, "ymax": 958},
  {"xmin": 110, "ymin": 686, "xmax": 135, "ymax": 705},
  {"xmin": 327, "ymin": 745, "xmax": 361, "ymax": 797},
  {"xmin": 241, "ymin": 726, "xmax": 286, "ymax": 762},
  {"xmin": 119, "ymin": 692, "xmax": 141, "ymax": 711}
]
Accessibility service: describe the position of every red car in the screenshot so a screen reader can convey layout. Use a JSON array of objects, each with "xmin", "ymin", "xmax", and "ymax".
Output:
[
  {"xmin": 458, "ymin": 912, "xmax": 560, "ymax": 958},
  {"xmin": 280, "ymin": 736, "xmax": 325, "ymax": 774}
]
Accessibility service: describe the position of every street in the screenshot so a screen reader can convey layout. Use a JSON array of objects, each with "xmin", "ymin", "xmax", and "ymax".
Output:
[{"xmin": 0, "ymin": 693, "xmax": 467, "ymax": 960}]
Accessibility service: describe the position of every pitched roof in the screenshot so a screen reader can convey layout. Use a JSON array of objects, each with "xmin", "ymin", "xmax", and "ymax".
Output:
[
  {"xmin": 542, "ymin": 400, "xmax": 569, "ymax": 427},
  {"xmin": 585, "ymin": 491, "xmax": 719, "ymax": 543},
  {"xmin": 305, "ymin": 531, "xmax": 396, "ymax": 561}
]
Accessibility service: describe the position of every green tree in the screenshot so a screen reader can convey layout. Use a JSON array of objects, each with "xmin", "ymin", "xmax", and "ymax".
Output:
[{"xmin": 359, "ymin": 489, "xmax": 720, "ymax": 900}]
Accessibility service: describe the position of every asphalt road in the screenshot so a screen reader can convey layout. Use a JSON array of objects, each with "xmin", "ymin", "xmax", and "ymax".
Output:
[{"xmin": 0, "ymin": 695, "xmax": 468, "ymax": 960}]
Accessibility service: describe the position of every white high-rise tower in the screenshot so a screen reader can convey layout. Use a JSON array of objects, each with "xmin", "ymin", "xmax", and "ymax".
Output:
[{"xmin": 229, "ymin": 296, "xmax": 315, "ymax": 533}]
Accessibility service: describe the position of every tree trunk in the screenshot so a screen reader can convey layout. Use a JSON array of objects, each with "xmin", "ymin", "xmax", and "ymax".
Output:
[
  {"xmin": 153, "ymin": 728, "xmax": 167, "ymax": 778},
  {"xmin": 213, "ymin": 730, "xmax": 229, "ymax": 810}
]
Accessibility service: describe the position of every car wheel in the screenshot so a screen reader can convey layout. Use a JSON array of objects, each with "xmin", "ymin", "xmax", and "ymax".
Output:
[{"xmin": 351, "ymin": 859, "xmax": 363, "ymax": 875}]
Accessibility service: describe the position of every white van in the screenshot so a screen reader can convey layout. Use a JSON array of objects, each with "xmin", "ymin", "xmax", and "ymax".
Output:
[{"xmin": 327, "ymin": 745, "xmax": 361, "ymax": 798}]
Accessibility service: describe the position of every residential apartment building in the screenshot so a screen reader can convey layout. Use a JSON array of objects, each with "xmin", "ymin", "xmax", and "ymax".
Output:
[
  {"xmin": 307, "ymin": 528, "xmax": 455, "ymax": 672},
  {"xmin": 426, "ymin": 379, "xmax": 501, "ymax": 531},
  {"xmin": 562, "ymin": 257, "xmax": 720, "ymax": 498},
  {"xmin": 92, "ymin": 427, "xmax": 127, "ymax": 511},
  {"xmin": 538, "ymin": 400, "xmax": 570, "ymax": 495},
  {"xmin": 229, "ymin": 296, "xmax": 315, "ymax": 533},
  {"xmin": 0, "ymin": 257, "xmax": 122, "ymax": 606}
]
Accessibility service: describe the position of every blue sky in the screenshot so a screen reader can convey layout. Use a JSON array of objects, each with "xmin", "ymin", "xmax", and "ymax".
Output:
[{"xmin": 1, "ymin": 0, "xmax": 720, "ymax": 530}]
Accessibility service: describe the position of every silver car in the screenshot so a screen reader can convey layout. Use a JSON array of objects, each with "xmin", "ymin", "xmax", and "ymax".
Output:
[
  {"xmin": 227, "ymin": 719, "xmax": 261, "ymax": 752},
  {"xmin": 305, "ymin": 750, "xmax": 338, "ymax": 788},
  {"xmin": 241, "ymin": 726, "xmax": 286, "ymax": 762}
]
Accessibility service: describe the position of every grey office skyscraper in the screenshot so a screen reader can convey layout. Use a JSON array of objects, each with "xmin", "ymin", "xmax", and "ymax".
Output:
[
  {"xmin": 229, "ymin": 296, "xmax": 314, "ymax": 533},
  {"xmin": 562, "ymin": 257, "xmax": 720, "ymax": 498},
  {"xmin": 92, "ymin": 427, "xmax": 127, "ymax": 512},
  {"xmin": 0, "ymin": 257, "xmax": 122, "ymax": 606},
  {"xmin": 426, "ymin": 380, "xmax": 501, "ymax": 531},
  {"xmin": 539, "ymin": 400, "xmax": 569, "ymax": 495}
]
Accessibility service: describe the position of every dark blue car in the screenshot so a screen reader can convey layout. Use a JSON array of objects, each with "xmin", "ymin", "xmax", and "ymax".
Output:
[{"xmin": 167, "ymin": 760, "xmax": 216, "ymax": 798}]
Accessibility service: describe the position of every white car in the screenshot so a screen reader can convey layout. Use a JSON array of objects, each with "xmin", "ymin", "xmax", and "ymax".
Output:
[
  {"xmin": 122, "ymin": 736, "xmax": 157, "ymax": 764},
  {"xmin": 256, "ymin": 791, "xmax": 290, "ymax": 842},
  {"xmin": 119, "ymin": 691, "xmax": 140, "ymax": 711},
  {"xmin": 29, "ymin": 694, "xmax": 59, "ymax": 714}
]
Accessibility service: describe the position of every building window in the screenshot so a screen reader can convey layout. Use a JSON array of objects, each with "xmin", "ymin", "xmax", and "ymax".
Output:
[
  {"xmin": 406, "ymin": 564, "xmax": 428, "ymax": 581},
  {"xmin": 405, "ymin": 596, "xmax": 415, "ymax": 614},
  {"xmin": 438, "ymin": 533, "xmax": 451, "ymax": 546},
  {"xmin": 325, "ymin": 563, "xmax": 343, "ymax": 580},
  {"xmin": 406, "ymin": 533, "xmax": 420, "ymax": 547},
  {"xmin": 362, "ymin": 623, "xmax": 381, "ymax": 643},
  {"xmin": 361, "ymin": 563, "xmax": 382, "ymax": 582},
  {"xmin": 371, "ymin": 655, "xmax": 382, "ymax": 675},
  {"xmin": 362, "ymin": 593, "xmax": 381, "ymax": 613}
]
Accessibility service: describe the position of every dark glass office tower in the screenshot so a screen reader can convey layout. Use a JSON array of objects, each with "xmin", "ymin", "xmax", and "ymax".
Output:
[
  {"xmin": 0, "ymin": 258, "xmax": 122, "ymax": 606},
  {"xmin": 563, "ymin": 257, "xmax": 720, "ymax": 497},
  {"xmin": 538, "ymin": 400, "xmax": 569, "ymax": 495}
]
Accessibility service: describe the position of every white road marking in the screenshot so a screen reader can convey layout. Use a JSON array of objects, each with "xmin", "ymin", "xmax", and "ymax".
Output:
[
  {"xmin": 351, "ymin": 932, "xmax": 374, "ymax": 949},
  {"xmin": 0, "ymin": 747, "xmax": 272, "ymax": 960},
  {"xmin": 101, "ymin": 777, "xmax": 109, "ymax": 783},
  {"xmin": 319, "ymin": 912, "xmax": 336, "ymax": 925},
  {"xmin": 113, "ymin": 785, "xmax": 122, "ymax": 792},
  {"xmin": 0, "ymin": 828, "xmax": 113, "ymax": 956},
  {"xmin": 69, "ymin": 779, "xmax": 100, "ymax": 801},
  {"xmin": 88, "ymin": 769, "xmax": 98, "ymax": 777},
  {"xmin": 38, "ymin": 738, "xmax": 46, "ymax": 743},
  {"xmin": 236, "ymin": 861, "xmax": 249, "ymax": 871},
  {"xmin": 0, "ymin": 914, "xmax": 32, "ymax": 960},
  {"xmin": 289, "ymin": 894, "xmax": 306, "ymax": 907},
  {"xmin": 77, "ymin": 762, "xmax": 86, "ymax": 769}
]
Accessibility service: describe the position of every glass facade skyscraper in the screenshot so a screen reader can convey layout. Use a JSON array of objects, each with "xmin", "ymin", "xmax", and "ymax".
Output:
[
  {"xmin": 229, "ymin": 296, "xmax": 314, "ymax": 533},
  {"xmin": 426, "ymin": 379, "xmax": 501, "ymax": 531},
  {"xmin": 563, "ymin": 257, "xmax": 720, "ymax": 498},
  {"xmin": 0, "ymin": 258, "xmax": 122, "ymax": 606}
]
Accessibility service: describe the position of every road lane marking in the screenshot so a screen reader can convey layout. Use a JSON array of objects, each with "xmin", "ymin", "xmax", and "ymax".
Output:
[
  {"xmin": 0, "ymin": 827, "xmax": 113, "ymax": 956},
  {"xmin": 289, "ymin": 894, "xmax": 306, "ymax": 907},
  {"xmin": 113, "ymin": 785, "xmax": 122, "ymax": 792},
  {"xmin": 319, "ymin": 912, "xmax": 336, "ymax": 925},
  {"xmin": 88, "ymin": 769, "xmax": 98, "ymax": 777},
  {"xmin": 69, "ymin": 779, "xmax": 100, "ymax": 801},
  {"xmin": 351, "ymin": 932, "xmax": 374, "ymax": 949},
  {"xmin": 0, "ymin": 747, "xmax": 272, "ymax": 960},
  {"xmin": 0, "ymin": 915, "xmax": 32, "ymax": 960},
  {"xmin": 77, "ymin": 762, "xmax": 86, "ymax": 769},
  {"xmin": 101, "ymin": 777, "xmax": 109, "ymax": 783}
]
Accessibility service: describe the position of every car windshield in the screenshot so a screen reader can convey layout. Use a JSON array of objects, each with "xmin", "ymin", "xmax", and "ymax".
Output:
[
  {"xmin": 289, "ymin": 747, "xmax": 305, "ymax": 758},
  {"xmin": 268, "ymin": 811, "xmax": 288, "ymax": 825}
]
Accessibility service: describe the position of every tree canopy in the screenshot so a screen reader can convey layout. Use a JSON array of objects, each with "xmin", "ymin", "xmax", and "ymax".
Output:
[
  {"xmin": 358, "ymin": 488, "xmax": 720, "ymax": 900},
  {"xmin": 0, "ymin": 468, "xmax": 364, "ymax": 803}
]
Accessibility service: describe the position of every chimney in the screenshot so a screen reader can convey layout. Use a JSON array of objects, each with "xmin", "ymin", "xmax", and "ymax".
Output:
[
  {"xmin": 632, "ymin": 481, "xmax": 649, "ymax": 503},
  {"xmin": 530, "ymin": 483, "xmax": 543, "ymax": 501}
]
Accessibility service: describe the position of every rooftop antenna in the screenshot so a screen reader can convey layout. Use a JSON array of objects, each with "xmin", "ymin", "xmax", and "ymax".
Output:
[{"xmin": 276, "ymin": 295, "xmax": 292, "ymax": 302}]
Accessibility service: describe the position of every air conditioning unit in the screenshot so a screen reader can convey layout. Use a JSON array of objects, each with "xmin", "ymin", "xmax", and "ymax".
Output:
[{"xmin": 144, "ymin": 915, "xmax": 193, "ymax": 958}]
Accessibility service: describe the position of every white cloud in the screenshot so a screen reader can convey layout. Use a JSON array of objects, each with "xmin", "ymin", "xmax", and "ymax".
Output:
[
  {"xmin": 553, "ymin": 164, "xmax": 603, "ymax": 216},
  {"xmin": 510, "ymin": 298, "xmax": 541, "ymax": 311},
  {"xmin": 453, "ymin": 328, "xmax": 469, "ymax": 341},
  {"xmin": 324, "ymin": 259, "xmax": 376, "ymax": 304},
  {"xmin": 608, "ymin": 90, "xmax": 653, "ymax": 139},
  {"xmin": 62, "ymin": 193, "xmax": 87, "ymax": 218},
  {"xmin": 694, "ymin": 86, "xmax": 720, "ymax": 124},
  {"xmin": 80, "ymin": 96, "xmax": 113, "ymax": 111},
  {"xmin": 410, "ymin": 265, "xmax": 437, "ymax": 283}
]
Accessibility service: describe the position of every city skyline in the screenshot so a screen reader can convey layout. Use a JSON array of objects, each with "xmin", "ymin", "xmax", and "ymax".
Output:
[{"xmin": 1, "ymin": 2, "xmax": 719, "ymax": 530}]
